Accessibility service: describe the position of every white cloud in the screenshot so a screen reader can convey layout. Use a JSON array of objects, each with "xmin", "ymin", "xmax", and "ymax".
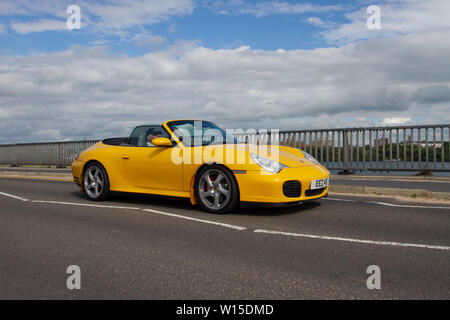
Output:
[
  {"xmin": 324, "ymin": 0, "xmax": 450, "ymax": 44},
  {"xmin": 205, "ymin": 0, "xmax": 342, "ymax": 17},
  {"xmin": 0, "ymin": 23, "xmax": 6, "ymax": 34},
  {"xmin": 83, "ymin": 0, "xmax": 194, "ymax": 31},
  {"xmin": 0, "ymin": 0, "xmax": 69, "ymax": 17},
  {"xmin": 11, "ymin": 19, "xmax": 66, "ymax": 34},
  {"xmin": 134, "ymin": 35, "xmax": 168, "ymax": 47},
  {"xmin": 168, "ymin": 23, "xmax": 177, "ymax": 33},
  {"xmin": 34, "ymin": 129, "xmax": 61, "ymax": 141},
  {"xmin": 306, "ymin": 17, "xmax": 325, "ymax": 27},
  {"xmin": 1, "ymin": 0, "xmax": 194, "ymax": 35},
  {"xmin": 0, "ymin": 28, "xmax": 449, "ymax": 143},
  {"xmin": 382, "ymin": 117, "xmax": 411, "ymax": 125},
  {"xmin": 0, "ymin": 108, "xmax": 8, "ymax": 119}
]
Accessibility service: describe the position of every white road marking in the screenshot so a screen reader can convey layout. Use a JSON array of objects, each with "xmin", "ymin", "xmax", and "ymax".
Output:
[
  {"xmin": 366, "ymin": 200, "xmax": 450, "ymax": 210},
  {"xmin": 1, "ymin": 190, "xmax": 245, "ymax": 230},
  {"xmin": 326, "ymin": 197, "xmax": 450, "ymax": 209},
  {"xmin": 0, "ymin": 191, "xmax": 29, "ymax": 202},
  {"xmin": 254, "ymin": 229, "xmax": 450, "ymax": 251},
  {"xmin": 1, "ymin": 189, "xmax": 449, "ymax": 248},
  {"xmin": 31, "ymin": 200, "xmax": 140, "ymax": 210},
  {"xmin": 143, "ymin": 208, "xmax": 247, "ymax": 231},
  {"xmin": 325, "ymin": 198, "xmax": 356, "ymax": 203}
]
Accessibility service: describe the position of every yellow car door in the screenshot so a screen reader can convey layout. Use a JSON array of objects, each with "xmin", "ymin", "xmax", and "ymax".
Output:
[{"xmin": 120, "ymin": 145, "xmax": 182, "ymax": 192}]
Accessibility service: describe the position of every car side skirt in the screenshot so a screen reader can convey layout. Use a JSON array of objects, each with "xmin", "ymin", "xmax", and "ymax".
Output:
[{"xmin": 109, "ymin": 186, "xmax": 191, "ymax": 199}]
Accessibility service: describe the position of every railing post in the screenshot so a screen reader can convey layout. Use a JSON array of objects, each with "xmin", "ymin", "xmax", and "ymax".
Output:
[
  {"xmin": 342, "ymin": 130, "xmax": 351, "ymax": 174},
  {"xmin": 11, "ymin": 145, "xmax": 18, "ymax": 167},
  {"xmin": 57, "ymin": 141, "xmax": 64, "ymax": 168}
]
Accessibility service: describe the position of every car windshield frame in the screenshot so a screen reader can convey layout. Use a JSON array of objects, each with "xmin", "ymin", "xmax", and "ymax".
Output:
[{"xmin": 166, "ymin": 120, "xmax": 240, "ymax": 147}]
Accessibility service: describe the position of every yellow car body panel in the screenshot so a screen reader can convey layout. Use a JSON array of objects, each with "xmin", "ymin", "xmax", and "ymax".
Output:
[
  {"xmin": 72, "ymin": 120, "xmax": 330, "ymax": 205},
  {"xmin": 72, "ymin": 142, "xmax": 189, "ymax": 198}
]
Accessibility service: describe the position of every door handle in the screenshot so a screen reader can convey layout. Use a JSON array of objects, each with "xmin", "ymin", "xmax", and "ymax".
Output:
[{"xmin": 121, "ymin": 154, "xmax": 130, "ymax": 160}]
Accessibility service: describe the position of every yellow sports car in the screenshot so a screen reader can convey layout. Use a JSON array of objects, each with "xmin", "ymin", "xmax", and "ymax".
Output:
[{"xmin": 72, "ymin": 120, "xmax": 329, "ymax": 213}]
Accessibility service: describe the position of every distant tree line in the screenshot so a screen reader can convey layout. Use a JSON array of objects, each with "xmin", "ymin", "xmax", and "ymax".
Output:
[{"xmin": 302, "ymin": 141, "xmax": 450, "ymax": 163}]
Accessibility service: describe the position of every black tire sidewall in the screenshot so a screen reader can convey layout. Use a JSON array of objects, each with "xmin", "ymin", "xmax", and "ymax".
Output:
[
  {"xmin": 83, "ymin": 162, "xmax": 110, "ymax": 201},
  {"xmin": 195, "ymin": 165, "xmax": 239, "ymax": 214}
]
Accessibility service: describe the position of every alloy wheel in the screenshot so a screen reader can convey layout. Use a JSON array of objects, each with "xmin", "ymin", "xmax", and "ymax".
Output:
[{"xmin": 198, "ymin": 169, "xmax": 232, "ymax": 210}]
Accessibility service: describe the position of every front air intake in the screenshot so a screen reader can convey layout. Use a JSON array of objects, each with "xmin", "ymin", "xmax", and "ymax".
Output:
[
  {"xmin": 282, "ymin": 180, "xmax": 301, "ymax": 197},
  {"xmin": 305, "ymin": 187, "xmax": 326, "ymax": 197}
]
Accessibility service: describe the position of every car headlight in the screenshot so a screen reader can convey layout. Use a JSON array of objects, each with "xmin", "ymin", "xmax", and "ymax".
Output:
[
  {"xmin": 250, "ymin": 153, "xmax": 288, "ymax": 173},
  {"xmin": 301, "ymin": 150, "xmax": 320, "ymax": 164}
]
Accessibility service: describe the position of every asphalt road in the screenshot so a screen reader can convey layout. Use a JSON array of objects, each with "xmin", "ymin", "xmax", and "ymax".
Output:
[
  {"xmin": 0, "ymin": 178, "xmax": 449, "ymax": 299},
  {"xmin": 2, "ymin": 167, "xmax": 450, "ymax": 192}
]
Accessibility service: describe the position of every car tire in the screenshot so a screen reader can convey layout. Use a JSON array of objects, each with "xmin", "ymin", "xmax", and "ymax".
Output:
[
  {"xmin": 83, "ymin": 162, "xmax": 110, "ymax": 201},
  {"xmin": 195, "ymin": 165, "xmax": 239, "ymax": 214}
]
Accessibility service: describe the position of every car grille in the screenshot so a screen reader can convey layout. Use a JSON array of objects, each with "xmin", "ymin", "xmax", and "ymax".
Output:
[
  {"xmin": 305, "ymin": 187, "xmax": 326, "ymax": 197},
  {"xmin": 282, "ymin": 180, "xmax": 302, "ymax": 198}
]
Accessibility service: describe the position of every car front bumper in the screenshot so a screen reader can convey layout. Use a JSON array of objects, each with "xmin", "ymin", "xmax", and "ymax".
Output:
[
  {"xmin": 71, "ymin": 159, "xmax": 84, "ymax": 187},
  {"xmin": 235, "ymin": 164, "xmax": 330, "ymax": 203}
]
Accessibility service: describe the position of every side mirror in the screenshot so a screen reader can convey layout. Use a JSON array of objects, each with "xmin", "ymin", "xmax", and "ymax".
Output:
[{"xmin": 152, "ymin": 137, "xmax": 172, "ymax": 147}]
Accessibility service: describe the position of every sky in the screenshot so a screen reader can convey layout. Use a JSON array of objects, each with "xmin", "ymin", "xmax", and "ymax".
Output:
[{"xmin": 0, "ymin": 0, "xmax": 449, "ymax": 143}]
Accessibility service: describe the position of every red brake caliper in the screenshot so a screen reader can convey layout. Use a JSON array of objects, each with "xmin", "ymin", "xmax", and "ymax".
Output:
[{"xmin": 205, "ymin": 174, "xmax": 215, "ymax": 191}]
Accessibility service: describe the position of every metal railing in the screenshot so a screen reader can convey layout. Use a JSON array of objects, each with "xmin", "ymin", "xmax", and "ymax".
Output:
[
  {"xmin": 0, "ymin": 140, "xmax": 100, "ymax": 167},
  {"xmin": 0, "ymin": 124, "xmax": 449, "ymax": 172},
  {"xmin": 235, "ymin": 124, "xmax": 450, "ymax": 173}
]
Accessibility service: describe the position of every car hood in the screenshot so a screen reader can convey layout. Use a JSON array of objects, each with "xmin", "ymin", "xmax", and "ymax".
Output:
[
  {"xmin": 251, "ymin": 145, "xmax": 317, "ymax": 168},
  {"xmin": 197, "ymin": 144, "xmax": 317, "ymax": 169}
]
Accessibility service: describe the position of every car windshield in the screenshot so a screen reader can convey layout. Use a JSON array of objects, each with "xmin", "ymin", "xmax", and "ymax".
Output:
[
  {"xmin": 129, "ymin": 125, "xmax": 170, "ymax": 147},
  {"xmin": 167, "ymin": 120, "xmax": 239, "ymax": 147}
]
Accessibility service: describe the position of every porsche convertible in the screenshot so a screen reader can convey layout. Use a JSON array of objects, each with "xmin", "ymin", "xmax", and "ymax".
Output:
[{"xmin": 72, "ymin": 120, "xmax": 329, "ymax": 213}]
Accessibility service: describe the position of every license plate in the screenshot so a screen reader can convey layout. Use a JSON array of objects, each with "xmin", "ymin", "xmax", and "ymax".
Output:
[{"xmin": 310, "ymin": 178, "xmax": 329, "ymax": 190}]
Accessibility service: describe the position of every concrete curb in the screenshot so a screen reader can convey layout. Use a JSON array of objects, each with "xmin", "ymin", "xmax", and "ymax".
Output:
[
  {"xmin": 331, "ymin": 175, "xmax": 450, "ymax": 182},
  {"xmin": 1, "ymin": 172, "xmax": 450, "ymax": 201},
  {"xmin": 328, "ymin": 185, "xmax": 450, "ymax": 200},
  {"xmin": 0, "ymin": 172, "xmax": 72, "ymax": 182}
]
